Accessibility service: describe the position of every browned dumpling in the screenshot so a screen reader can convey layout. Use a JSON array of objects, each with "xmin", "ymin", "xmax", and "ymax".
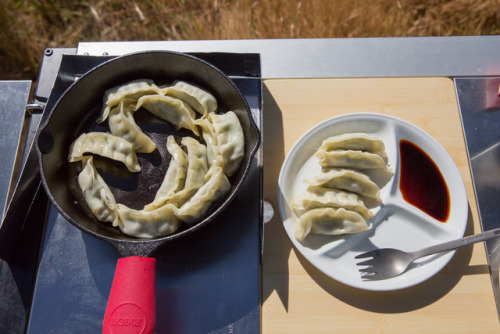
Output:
[
  {"xmin": 209, "ymin": 111, "xmax": 245, "ymax": 177},
  {"xmin": 162, "ymin": 81, "xmax": 217, "ymax": 117},
  {"xmin": 319, "ymin": 133, "xmax": 388, "ymax": 161},
  {"xmin": 294, "ymin": 207, "xmax": 371, "ymax": 242},
  {"xmin": 291, "ymin": 186, "xmax": 373, "ymax": 221},
  {"xmin": 77, "ymin": 156, "xmax": 118, "ymax": 226},
  {"xmin": 69, "ymin": 132, "xmax": 141, "ymax": 173},
  {"xmin": 173, "ymin": 166, "xmax": 230, "ymax": 224},
  {"xmin": 305, "ymin": 168, "xmax": 381, "ymax": 202},
  {"xmin": 167, "ymin": 137, "xmax": 209, "ymax": 207},
  {"xmin": 316, "ymin": 149, "xmax": 391, "ymax": 172},
  {"xmin": 116, "ymin": 203, "xmax": 180, "ymax": 239},
  {"xmin": 98, "ymin": 79, "xmax": 160, "ymax": 123},
  {"xmin": 144, "ymin": 136, "xmax": 188, "ymax": 211},
  {"xmin": 135, "ymin": 94, "xmax": 200, "ymax": 136},
  {"xmin": 108, "ymin": 98, "xmax": 157, "ymax": 153}
]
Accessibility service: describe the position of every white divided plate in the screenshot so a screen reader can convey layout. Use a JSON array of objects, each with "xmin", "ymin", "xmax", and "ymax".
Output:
[{"xmin": 277, "ymin": 113, "xmax": 468, "ymax": 291}]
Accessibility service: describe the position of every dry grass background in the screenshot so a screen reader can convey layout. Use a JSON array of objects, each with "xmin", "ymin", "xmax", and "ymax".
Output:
[{"xmin": 1, "ymin": 0, "xmax": 500, "ymax": 80}]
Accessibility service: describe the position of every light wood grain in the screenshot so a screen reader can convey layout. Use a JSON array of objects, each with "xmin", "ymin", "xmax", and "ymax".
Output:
[{"xmin": 261, "ymin": 77, "xmax": 499, "ymax": 333}]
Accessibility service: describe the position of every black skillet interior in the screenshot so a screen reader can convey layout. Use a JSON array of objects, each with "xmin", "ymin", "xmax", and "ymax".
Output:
[{"xmin": 36, "ymin": 51, "xmax": 260, "ymax": 255}]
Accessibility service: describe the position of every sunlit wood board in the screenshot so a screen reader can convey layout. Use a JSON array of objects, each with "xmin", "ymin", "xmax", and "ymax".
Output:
[{"xmin": 261, "ymin": 77, "xmax": 499, "ymax": 333}]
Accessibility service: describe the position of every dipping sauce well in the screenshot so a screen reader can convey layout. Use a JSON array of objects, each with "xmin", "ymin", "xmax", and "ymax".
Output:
[{"xmin": 399, "ymin": 139, "xmax": 450, "ymax": 222}]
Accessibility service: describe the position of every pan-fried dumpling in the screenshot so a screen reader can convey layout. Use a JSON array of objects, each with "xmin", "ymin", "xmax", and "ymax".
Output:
[
  {"xmin": 108, "ymin": 98, "xmax": 157, "ymax": 153},
  {"xmin": 116, "ymin": 203, "xmax": 180, "ymax": 238},
  {"xmin": 193, "ymin": 117, "xmax": 224, "ymax": 169},
  {"xmin": 319, "ymin": 133, "xmax": 387, "ymax": 161},
  {"xmin": 294, "ymin": 207, "xmax": 371, "ymax": 241},
  {"xmin": 144, "ymin": 136, "xmax": 188, "ymax": 211},
  {"xmin": 68, "ymin": 132, "xmax": 141, "ymax": 172},
  {"xmin": 167, "ymin": 137, "xmax": 208, "ymax": 207},
  {"xmin": 78, "ymin": 156, "xmax": 119, "ymax": 225},
  {"xmin": 173, "ymin": 166, "xmax": 231, "ymax": 224},
  {"xmin": 290, "ymin": 186, "xmax": 372, "ymax": 221},
  {"xmin": 316, "ymin": 149, "xmax": 391, "ymax": 172},
  {"xmin": 162, "ymin": 81, "xmax": 217, "ymax": 117},
  {"xmin": 209, "ymin": 111, "xmax": 245, "ymax": 177},
  {"xmin": 305, "ymin": 168, "xmax": 381, "ymax": 202},
  {"xmin": 97, "ymin": 79, "xmax": 160, "ymax": 123},
  {"xmin": 135, "ymin": 95, "xmax": 200, "ymax": 136}
]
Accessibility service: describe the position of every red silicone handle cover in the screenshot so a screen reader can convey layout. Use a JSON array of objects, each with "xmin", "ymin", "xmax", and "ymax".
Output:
[{"xmin": 102, "ymin": 256, "xmax": 156, "ymax": 334}]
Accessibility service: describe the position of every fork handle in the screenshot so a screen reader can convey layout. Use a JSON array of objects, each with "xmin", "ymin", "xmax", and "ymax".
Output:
[{"xmin": 414, "ymin": 228, "xmax": 500, "ymax": 259}]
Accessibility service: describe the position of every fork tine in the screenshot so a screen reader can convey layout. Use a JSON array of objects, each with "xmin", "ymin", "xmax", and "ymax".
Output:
[
  {"xmin": 358, "ymin": 267, "xmax": 377, "ymax": 273},
  {"xmin": 355, "ymin": 259, "xmax": 375, "ymax": 266},
  {"xmin": 354, "ymin": 250, "xmax": 378, "ymax": 259}
]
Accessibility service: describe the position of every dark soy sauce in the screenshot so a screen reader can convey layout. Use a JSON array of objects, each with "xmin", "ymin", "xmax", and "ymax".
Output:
[{"xmin": 399, "ymin": 139, "xmax": 450, "ymax": 222}]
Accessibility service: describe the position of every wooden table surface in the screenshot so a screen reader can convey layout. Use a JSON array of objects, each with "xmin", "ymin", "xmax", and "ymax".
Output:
[{"xmin": 261, "ymin": 77, "xmax": 500, "ymax": 333}]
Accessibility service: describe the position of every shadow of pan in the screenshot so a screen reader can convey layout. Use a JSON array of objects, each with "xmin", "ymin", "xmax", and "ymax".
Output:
[{"xmin": 261, "ymin": 83, "xmax": 292, "ymax": 311}]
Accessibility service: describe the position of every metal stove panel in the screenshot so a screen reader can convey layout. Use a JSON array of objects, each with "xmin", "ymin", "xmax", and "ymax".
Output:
[
  {"xmin": 0, "ymin": 80, "xmax": 31, "ymax": 218},
  {"xmin": 456, "ymin": 77, "xmax": 500, "ymax": 319}
]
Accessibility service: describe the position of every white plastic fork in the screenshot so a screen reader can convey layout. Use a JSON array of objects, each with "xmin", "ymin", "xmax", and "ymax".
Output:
[{"xmin": 355, "ymin": 227, "xmax": 500, "ymax": 280}]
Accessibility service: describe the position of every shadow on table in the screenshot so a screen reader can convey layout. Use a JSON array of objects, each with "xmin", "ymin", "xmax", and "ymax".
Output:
[
  {"xmin": 261, "ymin": 84, "xmax": 292, "ymax": 311},
  {"xmin": 298, "ymin": 204, "xmax": 486, "ymax": 313}
]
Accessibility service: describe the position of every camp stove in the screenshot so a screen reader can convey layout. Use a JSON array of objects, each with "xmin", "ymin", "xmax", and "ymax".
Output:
[{"xmin": 0, "ymin": 47, "xmax": 263, "ymax": 334}]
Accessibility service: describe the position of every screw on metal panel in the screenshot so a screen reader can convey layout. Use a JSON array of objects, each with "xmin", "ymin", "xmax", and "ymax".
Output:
[
  {"xmin": 44, "ymin": 49, "xmax": 53, "ymax": 56},
  {"xmin": 263, "ymin": 199, "xmax": 274, "ymax": 223}
]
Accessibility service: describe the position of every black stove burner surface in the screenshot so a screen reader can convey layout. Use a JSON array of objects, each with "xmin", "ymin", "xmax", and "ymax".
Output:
[{"xmin": 26, "ymin": 53, "xmax": 263, "ymax": 333}]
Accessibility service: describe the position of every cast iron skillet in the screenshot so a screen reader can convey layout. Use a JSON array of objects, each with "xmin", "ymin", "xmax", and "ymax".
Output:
[{"xmin": 35, "ymin": 51, "xmax": 260, "ymax": 334}]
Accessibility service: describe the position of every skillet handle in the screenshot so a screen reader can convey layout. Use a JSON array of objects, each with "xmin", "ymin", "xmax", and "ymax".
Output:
[{"xmin": 103, "ymin": 256, "xmax": 156, "ymax": 334}]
